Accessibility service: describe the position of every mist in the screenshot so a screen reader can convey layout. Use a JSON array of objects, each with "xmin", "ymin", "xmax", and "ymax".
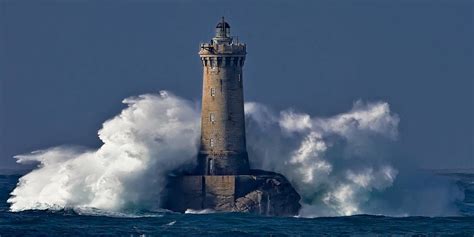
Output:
[
  {"xmin": 7, "ymin": 91, "xmax": 463, "ymax": 216},
  {"xmin": 245, "ymin": 101, "xmax": 462, "ymax": 216},
  {"xmin": 8, "ymin": 92, "xmax": 200, "ymax": 212}
]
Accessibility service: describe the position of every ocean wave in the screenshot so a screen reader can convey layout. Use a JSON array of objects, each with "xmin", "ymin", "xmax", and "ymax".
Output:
[
  {"xmin": 72, "ymin": 207, "xmax": 166, "ymax": 218},
  {"xmin": 7, "ymin": 91, "xmax": 465, "ymax": 217},
  {"xmin": 184, "ymin": 209, "xmax": 216, "ymax": 214}
]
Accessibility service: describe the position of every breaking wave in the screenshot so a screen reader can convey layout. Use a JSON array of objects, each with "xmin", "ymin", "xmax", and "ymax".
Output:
[
  {"xmin": 8, "ymin": 91, "xmax": 463, "ymax": 216},
  {"xmin": 8, "ymin": 92, "xmax": 200, "ymax": 212},
  {"xmin": 245, "ymin": 102, "xmax": 462, "ymax": 216}
]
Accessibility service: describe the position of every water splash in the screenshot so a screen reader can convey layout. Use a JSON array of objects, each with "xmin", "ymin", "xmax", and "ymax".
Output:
[
  {"xmin": 245, "ymin": 101, "xmax": 462, "ymax": 216},
  {"xmin": 8, "ymin": 91, "xmax": 463, "ymax": 216},
  {"xmin": 8, "ymin": 92, "xmax": 200, "ymax": 212}
]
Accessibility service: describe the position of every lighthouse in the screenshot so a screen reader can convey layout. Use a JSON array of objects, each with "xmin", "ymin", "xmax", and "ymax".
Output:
[
  {"xmin": 163, "ymin": 18, "xmax": 301, "ymax": 216},
  {"xmin": 197, "ymin": 17, "xmax": 250, "ymax": 175}
]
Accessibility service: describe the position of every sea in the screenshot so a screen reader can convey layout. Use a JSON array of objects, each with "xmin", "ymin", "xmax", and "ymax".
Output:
[{"xmin": 0, "ymin": 173, "xmax": 473, "ymax": 236}]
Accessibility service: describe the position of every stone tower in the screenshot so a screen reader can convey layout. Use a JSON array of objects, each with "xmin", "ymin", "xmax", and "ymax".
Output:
[
  {"xmin": 163, "ymin": 18, "xmax": 301, "ymax": 216},
  {"xmin": 197, "ymin": 17, "xmax": 250, "ymax": 175}
]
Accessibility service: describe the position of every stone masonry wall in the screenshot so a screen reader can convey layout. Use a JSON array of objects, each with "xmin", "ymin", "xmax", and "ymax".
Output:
[
  {"xmin": 163, "ymin": 173, "xmax": 301, "ymax": 216},
  {"xmin": 197, "ymin": 44, "xmax": 250, "ymax": 175}
]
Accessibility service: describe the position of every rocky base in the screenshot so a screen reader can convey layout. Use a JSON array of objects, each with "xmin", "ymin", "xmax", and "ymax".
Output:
[{"xmin": 162, "ymin": 170, "xmax": 301, "ymax": 216}]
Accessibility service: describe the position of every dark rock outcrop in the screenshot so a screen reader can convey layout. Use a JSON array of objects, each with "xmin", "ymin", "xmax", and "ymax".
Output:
[{"xmin": 163, "ymin": 170, "xmax": 301, "ymax": 216}]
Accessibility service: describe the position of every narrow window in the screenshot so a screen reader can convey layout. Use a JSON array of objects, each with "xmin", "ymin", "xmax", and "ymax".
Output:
[
  {"xmin": 211, "ymin": 59, "xmax": 216, "ymax": 69},
  {"xmin": 238, "ymin": 74, "xmax": 242, "ymax": 88},
  {"xmin": 210, "ymin": 138, "xmax": 215, "ymax": 148},
  {"xmin": 209, "ymin": 159, "xmax": 215, "ymax": 175},
  {"xmin": 210, "ymin": 113, "xmax": 215, "ymax": 124},
  {"xmin": 211, "ymin": 87, "xmax": 216, "ymax": 97}
]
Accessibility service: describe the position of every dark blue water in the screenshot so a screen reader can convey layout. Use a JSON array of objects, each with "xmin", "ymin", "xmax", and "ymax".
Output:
[{"xmin": 1, "ymin": 174, "xmax": 473, "ymax": 236}]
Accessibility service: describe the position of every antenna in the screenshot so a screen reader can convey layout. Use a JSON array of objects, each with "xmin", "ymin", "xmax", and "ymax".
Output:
[{"xmin": 221, "ymin": 16, "xmax": 225, "ymax": 36}]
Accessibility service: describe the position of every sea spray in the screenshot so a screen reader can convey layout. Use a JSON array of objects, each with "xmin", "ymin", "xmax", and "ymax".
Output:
[
  {"xmin": 245, "ymin": 101, "xmax": 462, "ymax": 216},
  {"xmin": 8, "ymin": 91, "xmax": 200, "ymax": 212},
  {"xmin": 8, "ymin": 91, "xmax": 462, "ymax": 216}
]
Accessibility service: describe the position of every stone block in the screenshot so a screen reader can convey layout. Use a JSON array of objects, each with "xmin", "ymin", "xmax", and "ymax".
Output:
[{"xmin": 162, "ymin": 171, "xmax": 301, "ymax": 216}]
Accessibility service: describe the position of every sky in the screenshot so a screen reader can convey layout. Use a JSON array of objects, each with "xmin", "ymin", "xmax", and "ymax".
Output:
[{"xmin": 0, "ymin": 0, "xmax": 473, "ymax": 170}]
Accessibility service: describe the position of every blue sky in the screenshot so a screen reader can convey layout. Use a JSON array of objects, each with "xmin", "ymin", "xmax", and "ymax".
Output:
[{"xmin": 0, "ymin": 0, "xmax": 472, "ymax": 169}]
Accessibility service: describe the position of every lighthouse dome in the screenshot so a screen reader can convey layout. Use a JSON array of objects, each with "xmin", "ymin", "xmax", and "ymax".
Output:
[
  {"xmin": 216, "ymin": 21, "xmax": 230, "ymax": 28},
  {"xmin": 214, "ymin": 17, "xmax": 231, "ymax": 39}
]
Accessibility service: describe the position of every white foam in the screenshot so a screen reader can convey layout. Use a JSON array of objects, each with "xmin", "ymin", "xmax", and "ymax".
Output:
[
  {"xmin": 9, "ymin": 92, "xmax": 462, "ymax": 217},
  {"xmin": 246, "ymin": 101, "xmax": 461, "ymax": 216},
  {"xmin": 8, "ymin": 91, "xmax": 200, "ymax": 212},
  {"xmin": 184, "ymin": 209, "xmax": 216, "ymax": 214}
]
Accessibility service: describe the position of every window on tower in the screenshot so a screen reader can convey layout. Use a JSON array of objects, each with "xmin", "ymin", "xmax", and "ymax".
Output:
[
  {"xmin": 210, "ymin": 113, "xmax": 215, "ymax": 124},
  {"xmin": 210, "ymin": 138, "xmax": 215, "ymax": 148},
  {"xmin": 211, "ymin": 88, "xmax": 216, "ymax": 97}
]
